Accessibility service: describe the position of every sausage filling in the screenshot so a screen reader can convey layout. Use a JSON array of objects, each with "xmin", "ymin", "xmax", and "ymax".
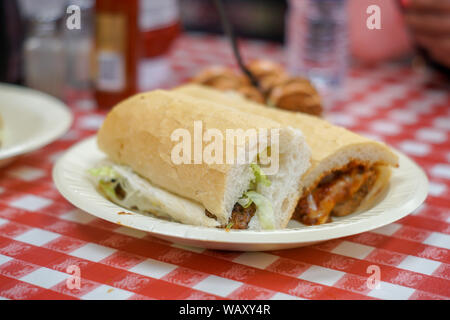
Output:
[
  {"xmin": 204, "ymin": 162, "xmax": 274, "ymax": 230},
  {"xmin": 227, "ymin": 202, "xmax": 257, "ymax": 229},
  {"xmin": 293, "ymin": 163, "xmax": 378, "ymax": 225},
  {"xmin": 206, "ymin": 202, "xmax": 257, "ymax": 230}
]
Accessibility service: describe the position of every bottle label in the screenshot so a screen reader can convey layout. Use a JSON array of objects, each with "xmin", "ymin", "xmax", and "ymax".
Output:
[
  {"xmin": 139, "ymin": 0, "xmax": 179, "ymax": 31},
  {"xmin": 95, "ymin": 13, "xmax": 127, "ymax": 92},
  {"xmin": 97, "ymin": 51, "xmax": 125, "ymax": 92},
  {"xmin": 138, "ymin": 57, "xmax": 170, "ymax": 91}
]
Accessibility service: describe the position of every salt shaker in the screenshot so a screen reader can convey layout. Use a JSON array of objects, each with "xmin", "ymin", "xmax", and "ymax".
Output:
[{"xmin": 23, "ymin": 7, "xmax": 65, "ymax": 100}]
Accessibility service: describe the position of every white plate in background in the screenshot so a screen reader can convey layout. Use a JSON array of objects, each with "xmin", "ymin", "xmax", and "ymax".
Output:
[
  {"xmin": 53, "ymin": 136, "xmax": 428, "ymax": 251},
  {"xmin": 0, "ymin": 84, "xmax": 73, "ymax": 166}
]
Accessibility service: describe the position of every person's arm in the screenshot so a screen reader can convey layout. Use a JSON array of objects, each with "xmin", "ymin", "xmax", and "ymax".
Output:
[
  {"xmin": 349, "ymin": 0, "xmax": 412, "ymax": 64},
  {"xmin": 403, "ymin": 0, "xmax": 450, "ymax": 68}
]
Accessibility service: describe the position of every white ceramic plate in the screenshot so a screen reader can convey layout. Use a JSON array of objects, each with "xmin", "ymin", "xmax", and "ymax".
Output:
[
  {"xmin": 53, "ymin": 136, "xmax": 428, "ymax": 251},
  {"xmin": 0, "ymin": 84, "xmax": 72, "ymax": 167}
]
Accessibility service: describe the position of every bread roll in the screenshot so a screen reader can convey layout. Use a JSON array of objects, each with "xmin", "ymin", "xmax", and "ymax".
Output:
[
  {"xmin": 97, "ymin": 90, "xmax": 311, "ymax": 229},
  {"xmin": 174, "ymin": 84, "xmax": 399, "ymax": 225}
]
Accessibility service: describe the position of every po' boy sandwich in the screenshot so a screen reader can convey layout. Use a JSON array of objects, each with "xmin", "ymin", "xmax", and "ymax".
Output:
[
  {"xmin": 90, "ymin": 90, "xmax": 311, "ymax": 230},
  {"xmin": 175, "ymin": 84, "xmax": 399, "ymax": 225}
]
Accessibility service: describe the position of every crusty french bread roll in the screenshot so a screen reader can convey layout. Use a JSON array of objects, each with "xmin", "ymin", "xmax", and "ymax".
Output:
[
  {"xmin": 174, "ymin": 84, "xmax": 399, "ymax": 225},
  {"xmin": 97, "ymin": 90, "xmax": 311, "ymax": 229}
]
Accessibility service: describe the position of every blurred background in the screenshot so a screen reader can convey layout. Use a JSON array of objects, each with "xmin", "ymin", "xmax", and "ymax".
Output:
[{"xmin": 0, "ymin": 0, "xmax": 448, "ymax": 109}]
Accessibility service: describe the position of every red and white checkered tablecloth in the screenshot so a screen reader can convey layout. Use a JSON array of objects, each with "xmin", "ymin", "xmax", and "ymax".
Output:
[{"xmin": 0, "ymin": 34, "xmax": 449, "ymax": 300}]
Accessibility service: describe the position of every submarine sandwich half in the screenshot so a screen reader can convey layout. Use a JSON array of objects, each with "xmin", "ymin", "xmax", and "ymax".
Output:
[
  {"xmin": 175, "ymin": 84, "xmax": 399, "ymax": 225},
  {"xmin": 90, "ymin": 90, "xmax": 311, "ymax": 230}
]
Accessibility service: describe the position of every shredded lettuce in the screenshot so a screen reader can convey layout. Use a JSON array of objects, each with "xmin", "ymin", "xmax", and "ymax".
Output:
[
  {"xmin": 88, "ymin": 166, "xmax": 118, "ymax": 180},
  {"xmin": 88, "ymin": 166, "xmax": 120, "ymax": 201},
  {"xmin": 98, "ymin": 180, "xmax": 118, "ymax": 201},
  {"xmin": 245, "ymin": 191, "xmax": 275, "ymax": 230},
  {"xmin": 234, "ymin": 164, "xmax": 273, "ymax": 229},
  {"xmin": 250, "ymin": 163, "xmax": 271, "ymax": 187},
  {"xmin": 237, "ymin": 194, "xmax": 253, "ymax": 208},
  {"xmin": 225, "ymin": 222, "xmax": 234, "ymax": 231}
]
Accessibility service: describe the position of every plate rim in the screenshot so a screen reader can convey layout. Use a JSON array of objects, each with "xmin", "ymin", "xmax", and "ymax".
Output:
[
  {"xmin": 0, "ymin": 83, "xmax": 73, "ymax": 160},
  {"xmin": 53, "ymin": 136, "xmax": 429, "ymax": 246}
]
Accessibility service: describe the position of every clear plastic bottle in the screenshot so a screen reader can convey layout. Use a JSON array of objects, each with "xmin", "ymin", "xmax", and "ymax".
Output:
[{"xmin": 286, "ymin": 0, "xmax": 349, "ymax": 91}]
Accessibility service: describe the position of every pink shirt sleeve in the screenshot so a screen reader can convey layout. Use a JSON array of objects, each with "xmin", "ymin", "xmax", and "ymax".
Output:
[{"xmin": 349, "ymin": 0, "xmax": 413, "ymax": 64}]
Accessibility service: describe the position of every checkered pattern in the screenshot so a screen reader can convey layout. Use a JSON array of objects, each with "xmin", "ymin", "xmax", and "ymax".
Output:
[{"xmin": 0, "ymin": 34, "xmax": 449, "ymax": 300}]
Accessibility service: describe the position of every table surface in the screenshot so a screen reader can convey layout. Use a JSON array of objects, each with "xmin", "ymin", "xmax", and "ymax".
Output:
[{"xmin": 0, "ymin": 34, "xmax": 449, "ymax": 300}]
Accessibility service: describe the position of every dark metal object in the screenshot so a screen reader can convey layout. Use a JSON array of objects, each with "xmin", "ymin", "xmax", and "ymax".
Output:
[{"xmin": 212, "ymin": 0, "xmax": 260, "ymax": 88}]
